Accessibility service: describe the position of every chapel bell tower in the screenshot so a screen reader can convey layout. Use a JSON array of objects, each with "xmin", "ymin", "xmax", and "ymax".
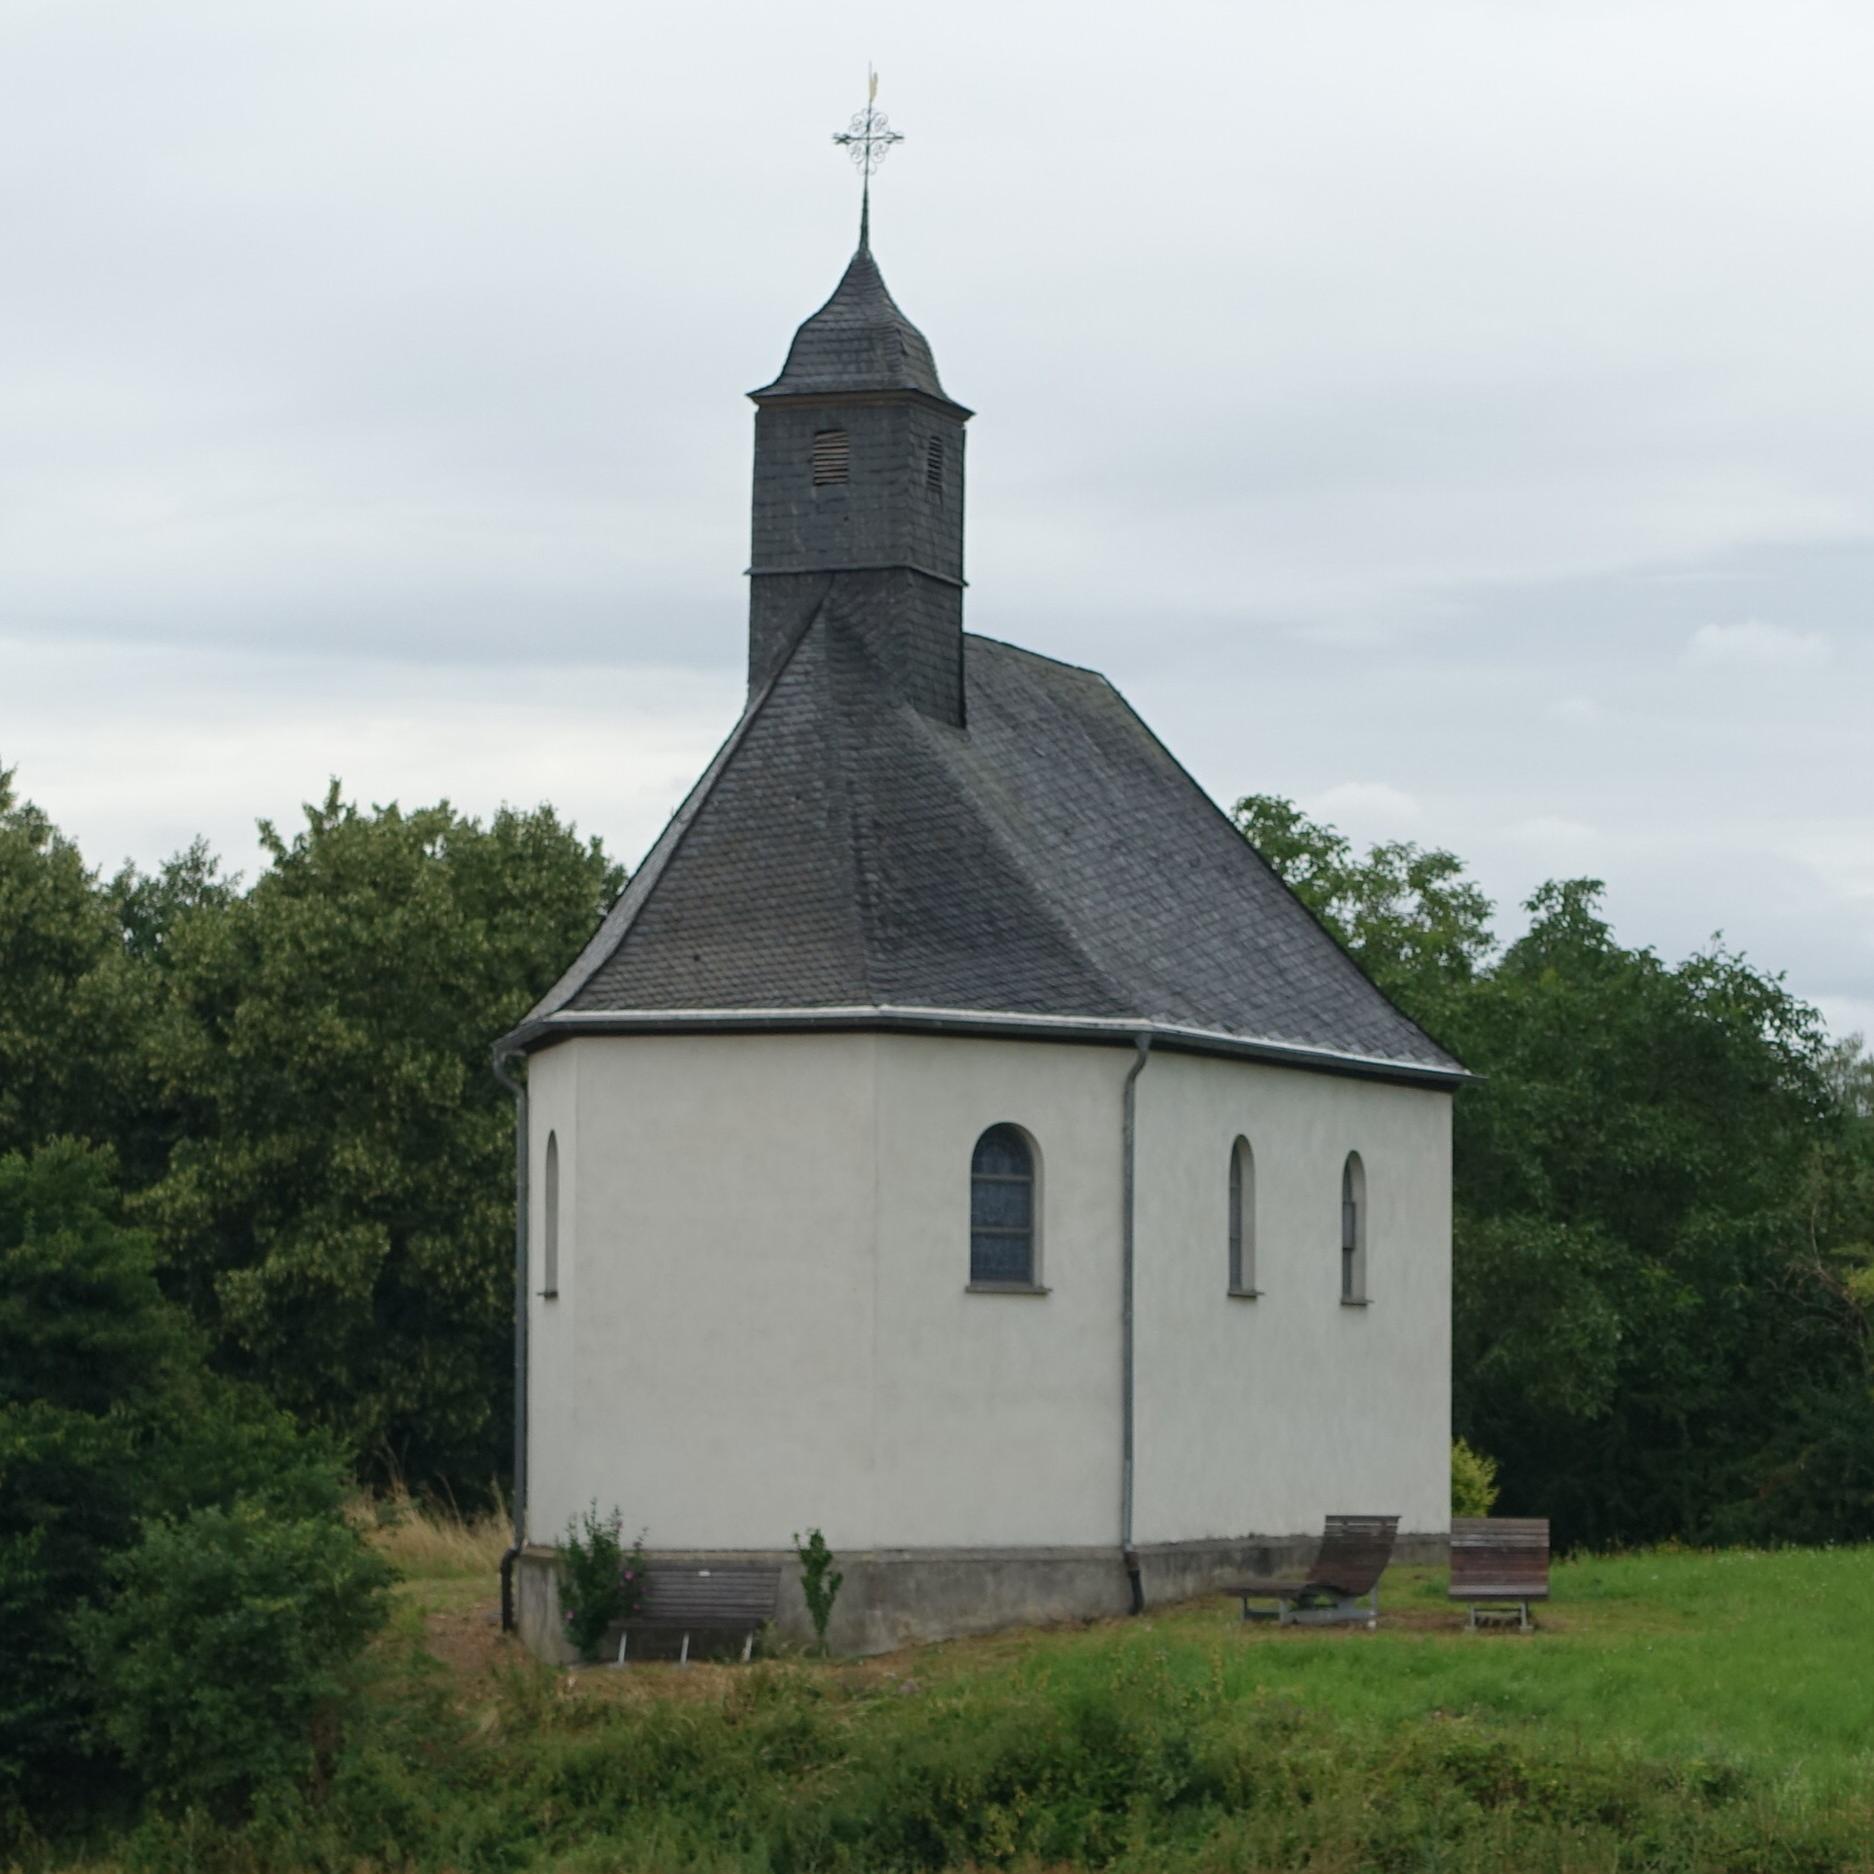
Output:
[{"xmin": 745, "ymin": 88, "xmax": 972, "ymax": 724}]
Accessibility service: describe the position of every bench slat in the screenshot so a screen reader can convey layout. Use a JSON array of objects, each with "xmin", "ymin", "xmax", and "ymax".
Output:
[
  {"xmin": 1448, "ymin": 1517, "xmax": 1551, "ymax": 1606},
  {"xmin": 1311, "ymin": 1513, "xmax": 1400, "ymax": 1595},
  {"xmin": 628, "ymin": 1565, "xmax": 781, "ymax": 1630},
  {"xmin": 1226, "ymin": 1514, "xmax": 1400, "ymax": 1605}
]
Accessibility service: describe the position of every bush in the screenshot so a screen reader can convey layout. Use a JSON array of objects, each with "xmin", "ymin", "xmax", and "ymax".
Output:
[
  {"xmin": 559, "ymin": 1503, "xmax": 645, "ymax": 1661},
  {"xmin": 0, "ymin": 1140, "xmax": 370, "ymax": 1825},
  {"xmin": 0, "ymin": 1140, "xmax": 190, "ymax": 1804},
  {"xmin": 1452, "ymin": 1437, "xmax": 1501, "ymax": 1518},
  {"xmin": 76, "ymin": 1498, "xmax": 392, "ymax": 1816},
  {"xmin": 794, "ymin": 1527, "xmax": 843, "ymax": 1654}
]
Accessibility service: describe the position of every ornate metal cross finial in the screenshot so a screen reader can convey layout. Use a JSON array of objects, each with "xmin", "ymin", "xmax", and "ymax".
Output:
[{"xmin": 832, "ymin": 67, "xmax": 902, "ymax": 251}]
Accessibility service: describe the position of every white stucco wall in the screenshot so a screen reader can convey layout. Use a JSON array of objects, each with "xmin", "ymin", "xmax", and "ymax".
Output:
[
  {"xmin": 870, "ymin": 1035, "xmax": 1125, "ymax": 1548},
  {"xmin": 1131, "ymin": 1050, "xmax": 1451, "ymax": 1543},
  {"xmin": 521, "ymin": 1042, "xmax": 578, "ymax": 1543},
  {"xmin": 529, "ymin": 1032, "xmax": 880, "ymax": 1552},
  {"xmin": 523, "ymin": 1030, "xmax": 1450, "ymax": 1556}
]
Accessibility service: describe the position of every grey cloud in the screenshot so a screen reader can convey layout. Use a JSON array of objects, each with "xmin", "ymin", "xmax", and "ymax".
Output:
[{"xmin": 4, "ymin": 0, "xmax": 1872, "ymax": 1034}]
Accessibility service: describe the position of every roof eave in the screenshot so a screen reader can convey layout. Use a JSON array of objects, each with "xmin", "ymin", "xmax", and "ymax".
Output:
[
  {"xmin": 746, "ymin": 383, "xmax": 975, "ymax": 420},
  {"xmin": 493, "ymin": 1003, "xmax": 1475, "ymax": 1090}
]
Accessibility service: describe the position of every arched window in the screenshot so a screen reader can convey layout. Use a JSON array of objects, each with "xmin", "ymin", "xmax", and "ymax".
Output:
[
  {"xmin": 970, "ymin": 1124, "xmax": 1037, "ymax": 1288},
  {"xmin": 542, "ymin": 1131, "xmax": 560, "ymax": 1300},
  {"xmin": 1228, "ymin": 1136, "xmax": 1256, "ymax": 1294},
  {"xmin": 1341, "ymin": 1152, "xmax": 1367, "ymax": 1303}
]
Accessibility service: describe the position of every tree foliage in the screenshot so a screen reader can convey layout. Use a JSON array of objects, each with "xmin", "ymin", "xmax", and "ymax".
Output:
[
  {"xmin": 0, "ymin": 1141, "xmax": 186, "ymax": 1796},
  {"xmin": 0, "ymin": 1140, "xmax": 379, "ymax": 1819},
  {"xmin": 1232, "ymin": 793, "xmax": 1493, "ymax": 1037},
  {"xmin": 1238, "ymin": 796, "xmax": 1874, "ymax": 1549},
  {"xmin": 0, "ymin": 771, "xmax": 153, "ymax": 1178},
  {"xmin": 140, "ymin": 784, "xmax": 621, "ymax": 1489},
  {"xmin": 78, "ymin": 1498, "xmax": 392, "ymax": 1817},
  {"xmin": 1, "ymin": 769, "xmax": 618, "ymax": 1496}
]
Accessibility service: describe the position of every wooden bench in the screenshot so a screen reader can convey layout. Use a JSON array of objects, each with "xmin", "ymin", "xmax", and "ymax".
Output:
[
  {"xmin": 1449, "ymin": 1516, "xmax": 1549, "ymax": 1629},
  {"xmin": 1226, "ymin": 1514, "xmax": 1399, "ymax": 1628},
  {"xmin": 615, "ymin": 1564, "xmax": 781, "ymax": 1666}
]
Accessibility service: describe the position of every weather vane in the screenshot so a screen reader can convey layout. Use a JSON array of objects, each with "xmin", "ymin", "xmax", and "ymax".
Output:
[{"xmin": 832, "ymin": 67, "xmax": 902, "ymax": 250}]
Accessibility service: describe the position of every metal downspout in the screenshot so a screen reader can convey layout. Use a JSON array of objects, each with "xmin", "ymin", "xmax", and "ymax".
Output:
[
  {"xmin": 1120, "ymin": 1033, "xmax": 1153, "ymax": 1613},
  {"xmin": 492, "ymin": 1046, "xmax": 529, "ymax": 1631}
]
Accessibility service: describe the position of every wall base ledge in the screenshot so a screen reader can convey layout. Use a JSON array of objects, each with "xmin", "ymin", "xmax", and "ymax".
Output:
[{"xmin": 513, "ymin": 1530, "xmax": 1448, "ymax": 1661}]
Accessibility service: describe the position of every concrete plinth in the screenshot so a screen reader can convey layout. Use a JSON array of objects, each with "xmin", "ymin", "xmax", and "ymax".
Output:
[{"xmin": 512, "ymin": 1532, "xmax": 1448, "ymax": 1663}]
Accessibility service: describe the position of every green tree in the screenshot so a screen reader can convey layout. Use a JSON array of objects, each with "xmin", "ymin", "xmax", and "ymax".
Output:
[
  {"xmin": 1238, "ymin": 801, "xmax": 1874, "ymax": 1549},
  {"xmin": 143, "ymin": 784, "xmax": 620, "ymax": 1492},
  {"xmin": 1232, "ymin": 793, "xmax": 1493, "ymax": 1034},
  {"xmin": 0, "ymin": 1141, "xmax": 192, "ymax": 1799},
  {"xmin": 0, "ymin": 770, "xmax": 153, "ymax": 1173},
  {"xmin": 1446, "ymin": 881, "xmax": 1871, "ymax": 1546},
  {"xmin": 0, "ymin": 770, "xmax": 241, "ymax": 1192},
  {"xmin": 110, "ymin": 837, "xmax": 237, "ymax": 970},
  {"xmin": 1, "ymin": 1140, "xmax": 365, "ymax": 1816},
  {"xmin": 78, "ymin": 1499, "xmax": 392, "ymax": 1818}
]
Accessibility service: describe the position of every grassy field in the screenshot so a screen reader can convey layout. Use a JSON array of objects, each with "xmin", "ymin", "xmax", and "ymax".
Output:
[{"xmin": 65, "ymin": 1509, "xmax": 1874, "ymax": 1873}]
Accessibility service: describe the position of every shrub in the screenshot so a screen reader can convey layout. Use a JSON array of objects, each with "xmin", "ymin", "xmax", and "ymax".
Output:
[
  {"xmin": 794, "ymin": 1527, "xmax": 843, "ymax": 1654},
  {"xmin": 1, "ymin": 1141, "xmax": 373, "ymax": 1822},
  {"xmin": 1, "ymin": 1142, "xmax": 193, "ymax": 1805},
  {"xmin": 559, "ymin": 1503, "xmax": 645, "ymax": 1661},
  {"xmin": 76, "ymin": 1498, "xmax": 393, "ymax": 1816},
  {"xmin": 1452, "ymin": 1437, "xmax": 1501, "ymax": 1518}
]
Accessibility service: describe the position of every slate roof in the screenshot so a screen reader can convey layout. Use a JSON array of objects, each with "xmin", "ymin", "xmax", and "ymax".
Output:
[
  {"xmin": 752, "ymin": 246, "xmax": 957, "ymax": 406},
  {"xmin": 510, "ymin": 602, "xmax": 1465, "ymax": 1082}
]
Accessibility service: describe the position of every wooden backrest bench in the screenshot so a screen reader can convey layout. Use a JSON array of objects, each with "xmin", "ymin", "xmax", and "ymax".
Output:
[
  {"xmin": 1226, "ymin": 1513, "xmax": 1400, "ymax": 1628},
  {"xmin": 1448, "ymin": 1517, "xmax": 1549, "ymax": 1629},
  {"xmin": 617, "ymin": 1564, "xmax": 781, "ymax": 1665}
]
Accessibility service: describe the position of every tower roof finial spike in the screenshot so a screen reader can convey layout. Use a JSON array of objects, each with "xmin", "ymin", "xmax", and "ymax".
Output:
[{"xmin": 832, "ymin": 65, "xmax": 902, "ymax": 254}]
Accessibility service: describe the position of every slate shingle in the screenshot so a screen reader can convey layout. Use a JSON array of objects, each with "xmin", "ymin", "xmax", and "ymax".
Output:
[
  {"xmin": 522, "ymin": 618, "xmax": 1462, "ymax": 1077},
  {"xmin": 512, "ymin": 236, "xmax": 1461, "ymax": 1081},
  {"xmin": 752, "ymin": 247, "xmax": 954, "ymax": 404}
]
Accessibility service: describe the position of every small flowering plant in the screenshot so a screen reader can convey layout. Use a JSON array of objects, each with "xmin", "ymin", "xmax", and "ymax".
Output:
[
  {"xmin": 559, "ymin": 1503, "xmax": 648, "ymax": 1661},
  {"xmin": 617, "ymin": 1534, "xmax": 648, "ymax": 1623}
]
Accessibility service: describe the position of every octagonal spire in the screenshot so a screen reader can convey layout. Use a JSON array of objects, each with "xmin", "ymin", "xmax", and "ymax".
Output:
[{"xmin": 752, "ymin": 245, "xmax": 956, "ymax": 405}]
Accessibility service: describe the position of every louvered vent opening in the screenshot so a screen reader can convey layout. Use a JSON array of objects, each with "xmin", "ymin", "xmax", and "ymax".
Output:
[
  {"xmin": 811, "ymin": 429, "xmax": 850, "ymax": 486},
  {"xmin": 925, "ymin": 435, "xmax": 945, "ymax": 493}
]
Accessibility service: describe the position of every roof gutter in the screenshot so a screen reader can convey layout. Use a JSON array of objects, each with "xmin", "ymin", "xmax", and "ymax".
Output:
[
  {"xmin": 498, "ymin": 1005, "xmax": 1472, "ymax": 1091},
  {"xmin": 1120, "ymin": 1034, "xmax": 1152, "ymax": 1614},
  {"xmin": 491, "ymin": 1045, "xmax": 529, "ymax": 1632}
]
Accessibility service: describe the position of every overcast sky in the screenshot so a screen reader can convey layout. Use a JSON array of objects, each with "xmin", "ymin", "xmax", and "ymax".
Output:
[{"xmin": 4, "ymin": 0, "xmax": 1870, "ymax": 1038}]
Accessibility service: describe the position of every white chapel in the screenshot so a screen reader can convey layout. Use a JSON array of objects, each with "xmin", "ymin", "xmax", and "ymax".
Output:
[{"xmin": 498, "ymin": 168, "xmax": 1460, "ymax": 1657}]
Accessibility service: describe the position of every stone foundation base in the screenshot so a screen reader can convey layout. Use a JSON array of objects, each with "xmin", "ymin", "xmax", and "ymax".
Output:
[{"xmin": 513, "ymin": 1531, "xmax": 1448, "ymax": 1662}]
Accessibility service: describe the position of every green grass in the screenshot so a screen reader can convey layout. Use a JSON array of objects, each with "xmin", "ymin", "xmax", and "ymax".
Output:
[
  {"xmin": 1084, "ymin": 1548, "xmax": 1874, "ymax": 1799},
  {"xmin": 48, "ymin": 1542, "xmax": 1874, "ymax": 1873}
]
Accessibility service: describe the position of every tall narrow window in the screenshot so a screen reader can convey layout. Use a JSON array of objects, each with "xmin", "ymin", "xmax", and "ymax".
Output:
[
  {"xmin": 1341, "ymin": 1152, "xmax": 1366, "ymax": 1303},
  {"xmin": 925, "ymin": 434, "xmax": 945, "ymax": 493},
  {"xmin": 1228, "ymin": 1136, "xmax": 1256, "ymax": 1294},
  {"xmin": 970, "ymin": 1124, "xmax": 1037, "ymax": 1288},
  {"xmin": 811, "ymin": 428, "xmax": 850, "ymax": 485},
  {"xmin": 542, "ymin": 1131, "xmax": 560, "ymax": 1300}
]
